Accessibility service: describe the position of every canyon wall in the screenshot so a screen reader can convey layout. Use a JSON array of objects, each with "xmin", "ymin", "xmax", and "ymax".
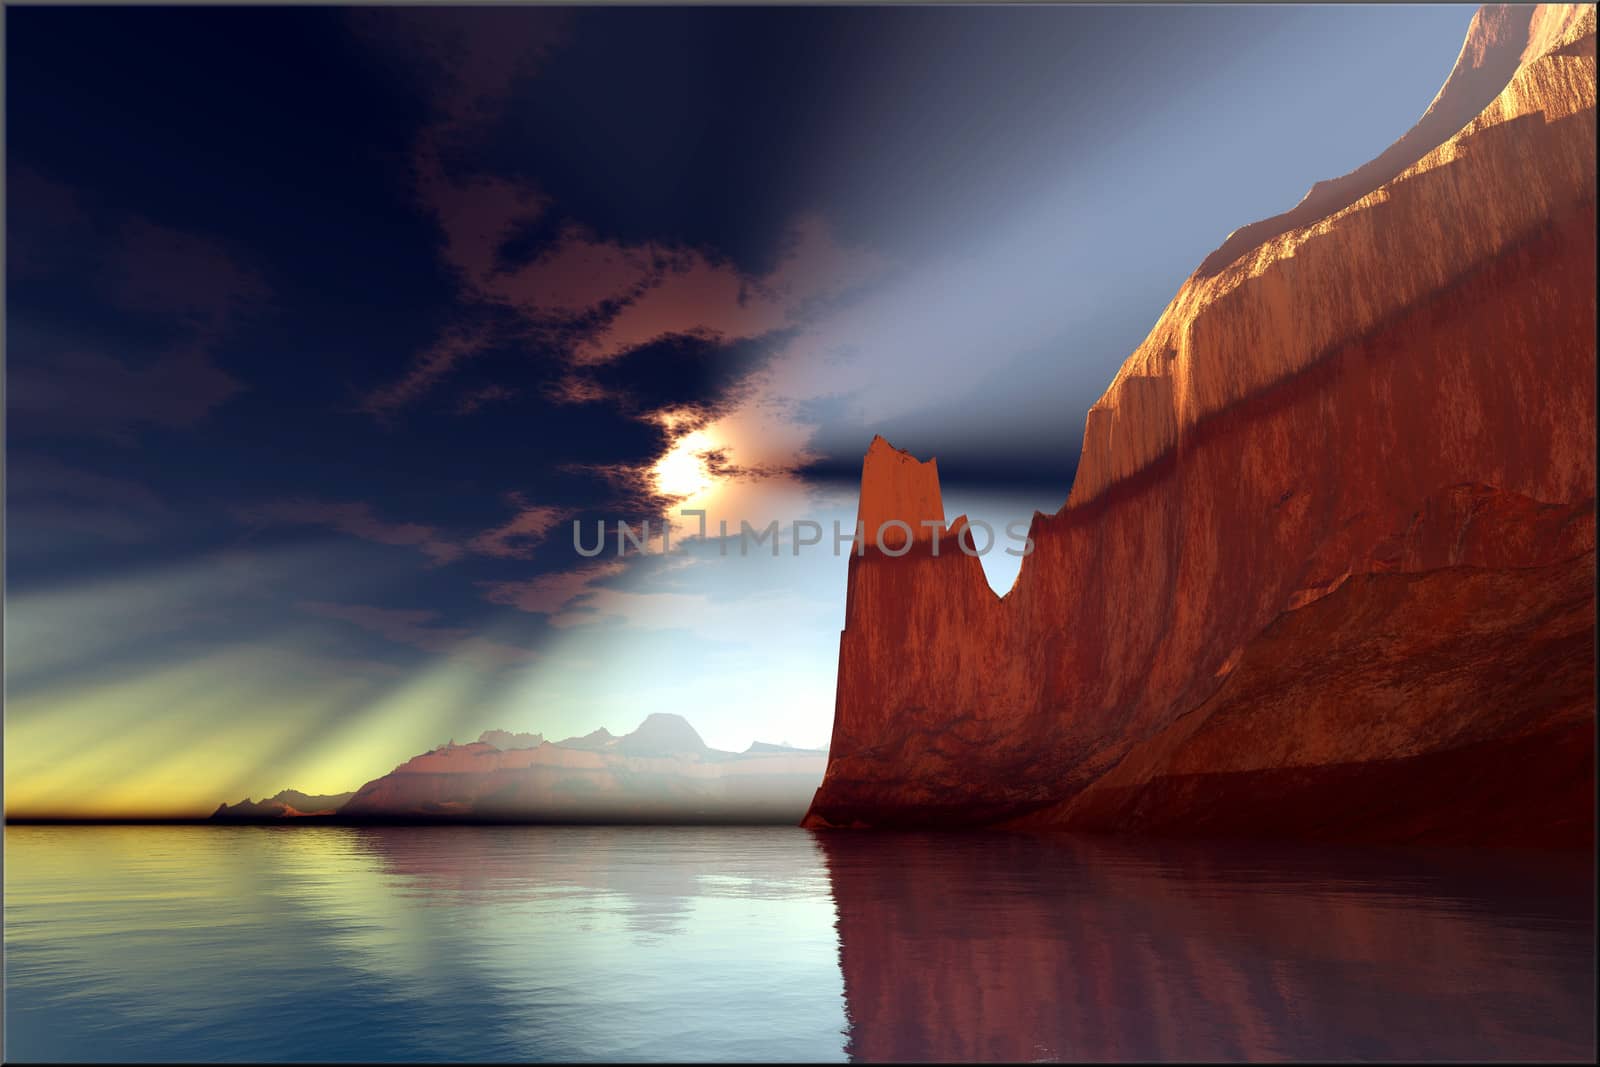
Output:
[{"xmin": 803, "ymin": 4, "xmax": 1597, "ymax": 843}]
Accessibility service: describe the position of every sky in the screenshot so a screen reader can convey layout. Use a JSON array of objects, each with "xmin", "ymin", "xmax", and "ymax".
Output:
[{"xmin": 4, "ymin": 4, "xmax": 1478, "ymax": 816}]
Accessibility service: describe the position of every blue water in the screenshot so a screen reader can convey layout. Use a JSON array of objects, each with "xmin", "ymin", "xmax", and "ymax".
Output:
[{"xmin": 4, "ymin": 826, "xmax": 1594, "ymax": 1062}]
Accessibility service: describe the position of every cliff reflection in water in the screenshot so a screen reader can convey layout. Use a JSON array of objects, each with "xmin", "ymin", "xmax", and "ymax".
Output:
[{"xmin": 816, "ymin": 832, "xmax": 1595, "ymax": 1062}]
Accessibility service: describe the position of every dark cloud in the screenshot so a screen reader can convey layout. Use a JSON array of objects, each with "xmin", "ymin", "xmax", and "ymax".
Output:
[
  {"xmin": 4, "ymin": 457, "xmax": 174, "ymax": 551},
  {"xmin": 6, "ymin": 166, "xmax": 97, "ymax": 280},
  {"xmin": 235, "ymin": 498, "xmax": 464, "ymax": 566},
  {"xmin": 590, "ymin": 329, "xmax": 794, "ymax": 418},
  {"xmin": 6, "ymin": 185, "xmax": 264, "ymax": 440}
]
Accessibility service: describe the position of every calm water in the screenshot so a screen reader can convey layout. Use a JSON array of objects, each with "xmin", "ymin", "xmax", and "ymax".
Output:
[{"xmin": 3, "ymin": 826, "xmax": 1594, "ymax": 1062}]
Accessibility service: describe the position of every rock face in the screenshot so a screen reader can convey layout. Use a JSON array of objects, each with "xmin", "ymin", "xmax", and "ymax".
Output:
[
  {"xmin": 855, "ymin": 436, "xmax": 952, "ymax": 550},
  {"xmin": 338, "ymin": 713, "xmax": 827, "ymax": 822},
  {"xmin": 803, "ymin": 4, "xmax": 1596, "ymax": 844}
]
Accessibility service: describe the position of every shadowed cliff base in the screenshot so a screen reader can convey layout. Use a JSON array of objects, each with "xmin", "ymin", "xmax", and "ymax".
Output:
[{"xmin": 803, "ymin": 3, "xmax": 1598, "ymax": 844}]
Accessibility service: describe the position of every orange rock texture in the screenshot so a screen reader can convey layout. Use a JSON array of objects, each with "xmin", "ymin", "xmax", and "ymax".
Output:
[{"xmin": 802, "ymin": 3, "xmax": 1597, "ymax": 844}]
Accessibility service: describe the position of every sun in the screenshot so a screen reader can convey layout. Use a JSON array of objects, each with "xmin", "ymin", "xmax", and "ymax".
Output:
[{"xmin": 652, "ymin": 428, "xmax": 720, "ymax": 501}]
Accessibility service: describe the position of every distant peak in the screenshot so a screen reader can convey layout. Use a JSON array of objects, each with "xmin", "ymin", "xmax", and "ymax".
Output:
[
  {"xmin": 479, "ymin": 729, "xmax": 545, "ymax": 751},
  {"xmin": 615, "ymin": 713, "xmax": 709, "ymax": 756},
  {"xmin": 553, "ymin": 726, "xmax": 617, "ymax": 751},
  {"xmin": 211, "ymin": 788, "xmax": 353, "ymax": 819}
]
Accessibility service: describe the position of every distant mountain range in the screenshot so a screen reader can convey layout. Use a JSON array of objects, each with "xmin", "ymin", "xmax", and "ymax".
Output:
[
  {"xmin": 212, "ymin": 713, "xmax": 827, "ymax": 823},
  {"xmin": 211, "ymin": 789, "xmax": 355, "ymax": 819}
]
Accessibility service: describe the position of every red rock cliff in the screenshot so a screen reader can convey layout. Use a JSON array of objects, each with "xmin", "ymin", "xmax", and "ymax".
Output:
[{"xmin": 803, "ymin": 3, "xmax": 1597, "ymax": 844}]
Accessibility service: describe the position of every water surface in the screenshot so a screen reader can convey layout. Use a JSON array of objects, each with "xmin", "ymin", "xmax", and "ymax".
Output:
[{"xmin": 4, "ymin": 826, "xmax": 1593, "ymax": 1061}]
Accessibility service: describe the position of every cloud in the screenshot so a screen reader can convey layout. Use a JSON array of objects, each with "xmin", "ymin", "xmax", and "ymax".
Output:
[
  {"xmin": 237, "ymin": 498, "xmax": 463, "ymax": 565},
  {"xmin": 569, "ymin": 216, "xmax": 883, "ymax": 367},
  {"xmin": 359, "ymin": 320, "xmax": 493, "ymax": 419},
  {"xmin": 236, "ymin": 493, "xmax": 583, "ymax": 570},
  {"xmin": 350, "ymin": 8, "xmax": 573, "ymax": 418},
  {"xmin": 6, "ymin": 178, "xmax": 268, "ymax": 440},
  {"xmin": 6, "ymin": 166, "xmax": 95, "ymax": 280},
  {"xmin": 343, "ymin": 7, "xmax": 901, "ymax": 617},
  {"xmin": 112, "ymin": 218, "xmax": 271, "ymax": 328},
  {"xmin": 421, "ymin": 168, "xmax": 551, "ymax": 295},
  {"xmin": 7, "ymin": 458, "xmax": 168, "ymax": 515},
  {"xmin": 348, "ymin": 7, "xmax": 571, "ymax": 133},
  {"xmin": 555, "ymin": 460, "xmax": 661, "ymax": 514},
  {"xmin": 5, "ymin": 457, "xmax": 173, "ymax": 548},
  {"xmin": 450, "ymin": 219, "xmax": 650, "ymax": 319},
  {"xmin": 9, "ymin": 346, "xmax": 245, "ymax": 441},
  {"xmin": 544, "ymin": 373, "xmax": 613, "ymax": 406},
  {"xmin": 426, "ymin": 210, "xmax": 880, "ymax": 375},
  {"xmin": 454, "ymin": 383, "xmax": 519, "ymax": 415},
  {"xmin": 353, "ymin": 4, "xmax": 885, "ymax": 430},
  {"xmin": 478, "ymin": 558, "xmax": 626, "ymax": 615},
  {"xmin": 341, "ymin": 10, "xmax": 891, "ymax": 649},
  {"xmin": 465, "ymin": 493, "xmax": 570, "ymax": 559},
  {"xmin": 299, "ymin": 600, "xmax": 537, "ymax": 666}
]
